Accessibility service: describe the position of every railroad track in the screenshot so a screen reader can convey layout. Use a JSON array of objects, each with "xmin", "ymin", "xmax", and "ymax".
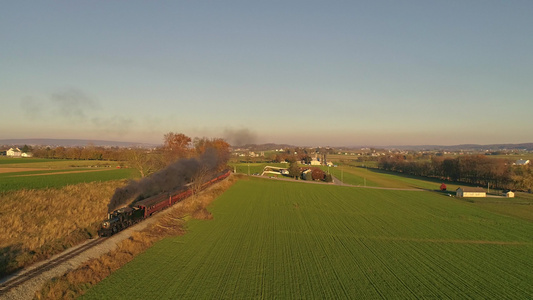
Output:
[{"xmin": 0, "ymin": 237, "xmax": 107, "ymax": 296}]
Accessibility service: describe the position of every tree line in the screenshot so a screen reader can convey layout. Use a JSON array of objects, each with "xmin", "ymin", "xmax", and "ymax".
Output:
[
  {"xmin": 31, "ymin": 145, "xmax": 126, "ymax": 161},
  {"xmin": 378, "ymin": 154, "xmax": 533, "ymax": 191}
]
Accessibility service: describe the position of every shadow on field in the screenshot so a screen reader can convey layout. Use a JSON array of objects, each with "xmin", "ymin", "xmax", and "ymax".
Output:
[{"xmin": 0, "ymin": 244, "xmax": 23, "ymax": 278}]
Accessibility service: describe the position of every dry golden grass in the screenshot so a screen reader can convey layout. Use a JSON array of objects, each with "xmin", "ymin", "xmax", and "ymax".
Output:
[
  {"xmin": 191, "ymin": 207, "xmax": 213, "ymax": 220},
  {"xmin": 0, "ymin": 180, "xmax": 126, "ymax": 276},
  {"xmin": 35, "ymin": 174, "xmax": 239, "ymax": 300}
]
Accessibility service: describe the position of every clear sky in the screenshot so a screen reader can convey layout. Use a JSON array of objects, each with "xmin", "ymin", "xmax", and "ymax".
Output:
[{"xmin": 1, "ymin": 1, "xmax": 532, "ymax": 146}]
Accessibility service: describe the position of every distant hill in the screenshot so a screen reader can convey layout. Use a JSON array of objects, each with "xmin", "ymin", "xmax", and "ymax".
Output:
[
  {"xmin": 236, "ymin": 142, "xmax": 533, "ymax": 152},
  {"xmin": 1, "ymin": 139, "xmax": 532, "ymax": 151},
  {"xmin": 0, "ymin": 138, "xmax": 159, "ymax": 148},
  {"xmin": 236, "ymin": 143, "xmax": 296, "ymax": 151},
  {"xmin": 388, "ymin": 143, "xmax": 533, "ymax": 151}
]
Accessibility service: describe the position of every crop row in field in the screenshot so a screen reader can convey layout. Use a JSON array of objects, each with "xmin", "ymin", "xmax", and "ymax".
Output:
[{"xmin": 82, "ymin": 178, "xmax": 533, "ymax": 299}]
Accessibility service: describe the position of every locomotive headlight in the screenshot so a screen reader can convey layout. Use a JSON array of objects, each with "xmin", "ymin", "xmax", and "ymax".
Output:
[{"xmin": 103, "ymin": 221, "xmax": 109, "ymax": 228}]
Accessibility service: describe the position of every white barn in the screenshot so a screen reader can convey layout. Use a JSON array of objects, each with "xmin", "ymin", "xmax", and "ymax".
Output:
[
  {"xmin": 503, "ymin": 191, "xmax": 515, "ymax": 198},
  {"xmin": 456, "ymin": 187, "xmax": 486, "ymax": 197}
]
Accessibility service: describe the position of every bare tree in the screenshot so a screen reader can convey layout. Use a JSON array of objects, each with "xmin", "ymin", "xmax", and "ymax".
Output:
[
  {"xmin": 190, "ymin": 165, "xmax": 211, "ymax": 197},
  {"xmin": 127, "ymin": 149, "xmax": 157, "ymax": 178}
]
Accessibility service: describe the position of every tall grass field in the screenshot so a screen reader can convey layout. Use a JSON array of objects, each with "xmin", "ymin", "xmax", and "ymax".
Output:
[
  {"xmin": 0, "ymin": 157, "xmax": 138, "ymax": 276},
  {"xmin": 82, "ymin": 178, "xmax": 533, "ymax": 299}
]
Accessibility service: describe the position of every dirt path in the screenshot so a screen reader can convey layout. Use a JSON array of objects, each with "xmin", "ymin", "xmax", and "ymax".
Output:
[
  {"xmin": 0, "ymin": 204, "xmax": 181, "ymax": 300},
  {"xmin": 0, "ymin": 168, "xmax": 44, "ymax": 174},
  {"xmin": 11, "ymin": 169, "xmax": 107, "ymax": 177}
]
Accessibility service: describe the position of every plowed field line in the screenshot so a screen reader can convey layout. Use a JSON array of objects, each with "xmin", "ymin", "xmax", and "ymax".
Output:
[{"xmin": 276, "ymin": 231, "xmax": 531, "ymax": 245}]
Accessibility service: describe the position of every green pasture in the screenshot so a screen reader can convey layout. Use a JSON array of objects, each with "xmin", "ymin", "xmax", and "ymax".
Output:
[
  {"xmin": 0, "ymin": 169, "xmax": 136, "ymax": 192},
  {"xmin": 232, "ymin": 161, "xmax": 495, "ymax": 192},
  {"xmin": 0, "ymin": 157, "xmax": 120, "ymax": 169},
  {"xmin": 0, "ymin": 157, "xmax": 66, "ymax": 165},
  {"xmin": 83, "ymin": 178, "xmax": 533, "ymax": 299},
  {"xmin": 319, "ymin": 164, "xmax": 459, "ymax": 190},
  {"xmin": 0, "ymin": 157, "xmax": 133, "ymax": 192}
]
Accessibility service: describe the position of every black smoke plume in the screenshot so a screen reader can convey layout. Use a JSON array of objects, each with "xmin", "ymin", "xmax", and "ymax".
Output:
[
  {"xmin": 107, "ymin": 148, "xmax": 222, "ymax": 213},
  {"xmin": 223, "ymin": 128, "xmax": 257, "ymax": 146}
]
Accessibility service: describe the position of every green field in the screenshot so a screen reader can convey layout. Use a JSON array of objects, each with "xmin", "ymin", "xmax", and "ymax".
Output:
[
  {"xmin": 82, "ymin": 178, "xmax": 533, "ymax": 299},
  {"xmin": 324, "ymin": 165, "xmax": 467, "ymax": 190},
  {"xmin": 0, "ymin": 157, "xmax": 135, "ymax": 192},
  {"xmin": 0, "ymin": 157, "xmax": 121, "ymax": 168},
  {"xmin": 0, "ymin": 168, "xmax": 135, "ymax": 192},
  {"xmin": 0, "ymin": 157, "xmax": 67, "ymax": 165}
]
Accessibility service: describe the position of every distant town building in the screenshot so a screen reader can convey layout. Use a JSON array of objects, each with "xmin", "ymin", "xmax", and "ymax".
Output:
[
  {"xmin": 310, "ymin": 159, "xmax": 321, "ymax": 166},
  {"xmin": 456, "ymin": 187, "xmax": 486, "ymax": 197},
  {"xmin": 310, "ymin": 154, "xmax": 321, "ymax": 165},
  {"xmin": 503, "ymin": 191, "xmax": 515, "ymax": 198}
]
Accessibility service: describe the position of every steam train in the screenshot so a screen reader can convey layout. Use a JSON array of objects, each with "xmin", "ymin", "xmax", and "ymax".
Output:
[{"xmin": 98, "ymin": 170, "xmax": 231, "ymax": 237}]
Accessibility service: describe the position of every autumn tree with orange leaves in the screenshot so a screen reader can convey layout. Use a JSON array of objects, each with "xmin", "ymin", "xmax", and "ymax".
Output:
[
  {"xmin": 193, "ymin": 137, "xmax": 231, "ymax": 171},
  {"xmin": 163, "ymin": 132, "xmax": 192, "ymax": 164}
]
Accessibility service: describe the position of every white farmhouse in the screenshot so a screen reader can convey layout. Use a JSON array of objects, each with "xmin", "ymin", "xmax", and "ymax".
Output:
[{"xmin": 6, "ymin": 148, "xmax": 22, "ymax": 157}]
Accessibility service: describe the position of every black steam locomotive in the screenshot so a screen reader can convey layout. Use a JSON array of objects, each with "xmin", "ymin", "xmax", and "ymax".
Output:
[{"xmin": 98, "ymin": 170, "xmax": 231, "ymax": 237}]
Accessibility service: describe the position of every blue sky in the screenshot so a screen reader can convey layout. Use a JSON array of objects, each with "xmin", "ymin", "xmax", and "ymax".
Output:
[{"xmin": 1, "ymin": 1, "xmax": 532, "ymax": 146}]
